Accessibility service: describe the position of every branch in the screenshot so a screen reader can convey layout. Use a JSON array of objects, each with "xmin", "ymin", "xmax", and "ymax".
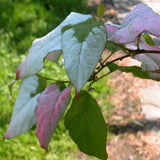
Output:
[
  {"xmin": 108, "ymin": 41, "xmax": 160, "ymax": 55},
  {"xmin": 95, "ymin": 54, "xmax": 130, "ymax": 76},
  {"xmin": 89, "ymin": 42, "xmax": 160, "ymax": 85},
  {"xmin": 128, "ymin": 49, "xmax": 160, "ymax": 54},
  {"xmin": 105, "ymin": 54, "xmax": 130, "ymax": 66}
]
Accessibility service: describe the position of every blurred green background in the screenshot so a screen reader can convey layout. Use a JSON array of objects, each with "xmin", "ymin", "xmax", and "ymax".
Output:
[{"xmin": 0, "ymin": 0, "xmax": 112, "ymax": 159}]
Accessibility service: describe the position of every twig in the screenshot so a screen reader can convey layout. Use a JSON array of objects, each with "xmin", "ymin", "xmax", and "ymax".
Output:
[
  {"xmin": 95, "ymin": 54, "xmax": 130, "ymax": 76},
  {"xmin": 38, "ymin": 74, "xmax": 70, "ymax": 83}
]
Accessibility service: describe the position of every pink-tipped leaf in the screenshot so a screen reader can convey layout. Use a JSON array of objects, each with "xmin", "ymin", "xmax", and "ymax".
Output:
[
  {"xmin": 16, "ymin": 12, "xmax": 92, "ymax": 80},
  {"xmin": 106, "ymin": 3, "xmax": 160, "ymax": 44},
  {"xmin": 36, "ymin": 83, "xmax": 71, "ymax": 150}
]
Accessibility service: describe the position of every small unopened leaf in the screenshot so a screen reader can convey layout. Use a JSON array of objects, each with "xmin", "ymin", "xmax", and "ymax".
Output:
[
  {"xmin": 143, "ymin": 34, "xmax": 154, "ymax": 46},
  {"xmin": 36, "ymin": 83, "xmax": 71, "ymax": 150},
  {"xmin": 65, "ymin": 91, "xmax": 107, "ymax": 160},
  {"xmin": 62, "ymin": 18, "xmax": 106, "ymax": 92},
  {"xmin": 97, "ymin": 3, "xmax": 105, "ymax": 18}
]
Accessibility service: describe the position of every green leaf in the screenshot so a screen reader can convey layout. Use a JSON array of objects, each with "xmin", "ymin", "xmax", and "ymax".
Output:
[
  {"xmin": 143, "ymin": 34, "xmax": 154, "ymax": 46},
  {"xmin": 30, "ymin": 75, "xmax": 47, "ymax": 97},
  {"xmin": 107, "ymin": 63, "xmax": 118, "ymax": 72},
  {"xmin": 62, "ymin": 18, "xmax": 106, "ymax": 92},
  {"xmin": 108, "ymin": 63, "xmax": 160, "ymax": 80},
  {"xmin": 65, "ymin": 91, "xmax": 107, "ymax": 160},
  {"xmin": 56, "ymin": 82, "xmax": 66, "ymax": 92},
  {"xmin": 8, "ymin": 80, "xmax": 16, "ymax": 99},
  {"xmin": 97, "ymin": 3, "xmax": 105, "ymax": 18},
  {"xmin": 106, "ymin": 42, "xmax": 120, "ymax": 54}
]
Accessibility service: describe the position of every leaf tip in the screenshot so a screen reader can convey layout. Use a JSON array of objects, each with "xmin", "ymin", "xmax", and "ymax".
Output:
[
  {"xmin": 40, "ymin": 144, "xmax": 49, "ymax": 152},
  {"xmin": 75, "ymin": 91, "xmax": 80, "ymax": 100},
  {"xmin": 3, "ymin": 135, "xmax": 6, "ymax": 140},
  {"xmin": 16, "ymin": 69, "xmax": 21, "ymax": 80},
  {"xmin": 97, "ymin": 3, "xmax": 105, "ymax": 18},
  {"xmin": 35, "ymin": 131, "xmax": 49, "ymax": 152},
  {"xmin": 3, "ymin": 132, "xmax": 10, "ymax": 139}
]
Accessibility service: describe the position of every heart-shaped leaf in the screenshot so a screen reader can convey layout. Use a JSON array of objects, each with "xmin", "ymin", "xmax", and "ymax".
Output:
[
  {"xmin": 65, "ymin": 91, "xmax": 107, "ymax": 160},
  {"xmin": 62, "ymin": 18, "xmax": 106, "ymax": 92}
]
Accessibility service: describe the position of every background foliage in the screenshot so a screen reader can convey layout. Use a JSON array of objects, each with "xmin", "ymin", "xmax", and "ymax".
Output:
[{"xmin": 0, "ymin": 0, "xmax": 111, "ymax": 159}]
